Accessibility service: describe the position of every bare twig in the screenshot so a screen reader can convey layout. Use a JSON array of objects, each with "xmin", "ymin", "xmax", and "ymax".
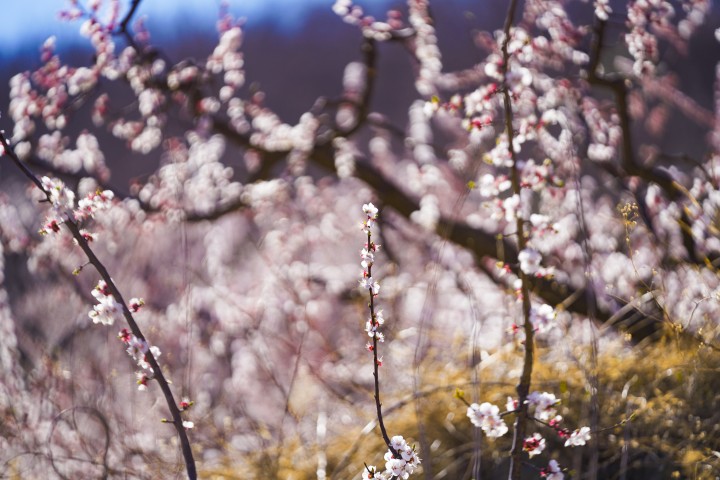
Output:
[{"xmin": 48, "ymin": 406, "xmax": 111, "ymax": 480}]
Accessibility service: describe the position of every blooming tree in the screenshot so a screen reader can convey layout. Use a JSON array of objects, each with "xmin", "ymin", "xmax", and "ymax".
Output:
[{"xmin": 1, "ymin": 0, "xmax": 720, "ymax": 479}]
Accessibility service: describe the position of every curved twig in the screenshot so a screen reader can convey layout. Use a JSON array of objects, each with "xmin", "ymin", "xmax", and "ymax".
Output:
[{"xmin": 48, "ymin": 406, "xmax": 111, "ymax": 480}]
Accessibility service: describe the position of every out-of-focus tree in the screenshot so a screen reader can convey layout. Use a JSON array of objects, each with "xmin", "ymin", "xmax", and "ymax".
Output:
[{"xmin": 1, "ymin": 0, "xmax": 720, "ymax": 478}]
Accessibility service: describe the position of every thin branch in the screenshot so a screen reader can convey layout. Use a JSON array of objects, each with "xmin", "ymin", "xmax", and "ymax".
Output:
[
  {"xmin": 0, "ymin": 132, "xmax": 197, "ymax": 480},
  {"xmin": 365, "ymin": 228, "xmax": 395, "ymax": 454},
  {"xmin": 119, "ymin": 0, "xmax": 143, "ymax": 34}
]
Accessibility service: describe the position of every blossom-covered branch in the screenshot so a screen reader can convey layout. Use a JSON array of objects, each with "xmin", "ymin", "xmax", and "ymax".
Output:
[
  {"xmin": 0, "ymin": 131, "xmax": 197, "ymax": 480},
  {"xmin": 360, "ymin": 203, "xmax": 421, "ymax": 480}
]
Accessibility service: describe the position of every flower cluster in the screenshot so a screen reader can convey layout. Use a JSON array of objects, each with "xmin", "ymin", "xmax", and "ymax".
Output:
[
  {"xmin": 118, "ymin": 327, "xmax": 160, "ymax": 391},
  {"xmin": 360, "ymin": 203, "xmax": 381, "ymax": 295},
  {"xmin": 332, "ymin": 1, "xmax": 406, "ymax": 42},
  {"xmin": 362, "ymin": 436, "xmax": 421, "ymax": 480},
  {"xmin": 467, "ymin": 402, "xmax": 509, "ymax": 438},
  {"xmin": 625, "ymin": 1, "xmax": 667, "ymax": 76},
  {"xmin": 41, "ymin": 176, "xmax": 75, "ymax": 213},
  {"xmin": 527, "ymin": 391, "xmax": 559, "ymax": 421},
  {"xmin": 88, "ymin": 279, "xmax": 123, "ymax": 325},
  {"xmin": 530, "ymin": 303, "xmax": 557, "ymax": 334},
  {"xmin": 74, "ymin": 188, "xmax": 114, "ymax": 221},
  {"xmin": 38, "ymin": 177, "xmax": 74, "ymax": 235},
  {"xmin": 361, "ymin": 202, "xmax": 378, "ymax": 232},
  {"xmin": 206, "ymin": 25, "xmax": 245, "ymax": 101},
  {"xmin": 466, "ymin": 390, "xmax": 589, "ymax": 471},
  {"xmin": 38, "ymin": 177, "xmax": 115, "ymax": 238},
  {"xmin": 407, "ymin": 0, "xmax": 441, "ymax": 96},
  {"xmin": 365, "ymin": 308, "xmax": 385, "ymax": 344},
  {"xmin": 360, "ymin": 203, "xmax": 383, "ymax": 356},
  {"xmin": 518, "ymin": 248, "xmax": 543, "ymax": 275},
  {"xmin": 594, "ymin": 0, "xmax": 612, "ymax": 21}
]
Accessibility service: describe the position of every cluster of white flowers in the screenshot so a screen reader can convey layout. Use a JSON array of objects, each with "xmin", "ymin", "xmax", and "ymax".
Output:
[
  {"xmin": 365, "ymin": 309, "xmax": 385, "ymax": 342},
  {"xmin": 361, "ymin": 202, "xmax": 378, "ymax": 233},
  {"xmin": 244, "ymin": 106, "xmax": 319, "ymax": 155},
  {"xmin": 167, "ymin": 64, "xmax": 199, "ymax": 90},
  {"xmin": 409, "ymin": 194, "xmax": 440, "ymax": 232},
  {"xmin": 88, "ymin": 279, "xmax": 123, "ymax": 325},
  {"xmin": 625, "ymin": 0, "xmax": 675, "ymax": 76},
  {"xmin": 466, "ymin": 391, "xmax": 588, "ymax": 468},
  {"xmin": 206, "ymin": 26, "xmax": 246, "ymax": 98},
  {"xmin": 75, "ymin": 188, "xmax": 114, "ymax": 221},
  {"xmin": 34, "ymin": 131, "xmax": 109, "ymax": 181},
  {"xmin": 527, "ymin": 0, "xmax": 590, "ymax": 66},
  {"xmin": 467, "ymin": 402, "xmax": 509, "ymax": 438},
  {"xmin": 333, "ymin": 137, "xmax": 357, "ymax": 179},
  {"xmin": 136, "ymin": 134, "xmax": 243, "ymax": 217},
  {"xmin": 359, "ymin": 275, "xmax": 380, "ymax": 294},
  {"xmin": 408, "ymin": 0, "xmax": 441, "ymax": 96},
  {"xmin": 527, "ymin": 391, "xmax": 559, "ymax": 421},
  {"xmin": 531, "ymin": 303, "xmax": 557, "ymax": 334},
  {"xmin": 362, "ymin": 436, "xmax": 421, "ymax": 480},
  {"xmin": 38, "ymin": 176, "xmax": 115, "ymax": 240},
  {"xmin": 360, "ymin": 203, "xmax": 382, "ymax": 336},
  {"xmin": 332, "ymin": 0, "xmax": 405, "ymax": 42},
  {"xmin": 9, "ymin": 2, "xmax": 172, "ymax": 162},
  {"xmin": 582, "ymin": 97, "xmax": 622, "ymax": 162},
  {"xmin": 38, "ymin": 177, "xmax": 74, "ymax": 236},
  {"xmin": 514, "ymin": 247, "xmax": 555, "ymax": 279},
  {"xmin": 41, "ymin": 176, "xmax": 75, "ymax": 213}
]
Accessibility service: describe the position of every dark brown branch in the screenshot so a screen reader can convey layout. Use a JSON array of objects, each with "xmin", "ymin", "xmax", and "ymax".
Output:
[
  {"xmin": 365, "ymin": 228, "xmax": 397, "ymax": 458},
  {"xmin": 119, "ymin": 0, "xmax": 143, "ymax": 34}
]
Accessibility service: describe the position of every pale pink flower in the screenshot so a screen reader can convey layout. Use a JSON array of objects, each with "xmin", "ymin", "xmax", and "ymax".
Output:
[
  {"xmin": 523, "ymin": 432, "xmax": 546, "ymax": 457},
  {"xmin": 565, "ymin": 426, "xmax": 591, "ymax": 447},
  {"xmin": 467, "ymin": 402, "xmax": 508, "ymax": 438}
]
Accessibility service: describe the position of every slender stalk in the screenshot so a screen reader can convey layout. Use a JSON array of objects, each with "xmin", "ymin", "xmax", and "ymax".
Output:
[
  {"xmin": 366, "ymin": 229, "xmax": 396, "ymax": 454},
  {"xmin": 0, "ymin": 132, "xmax": 197, "ymax": 480}
]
